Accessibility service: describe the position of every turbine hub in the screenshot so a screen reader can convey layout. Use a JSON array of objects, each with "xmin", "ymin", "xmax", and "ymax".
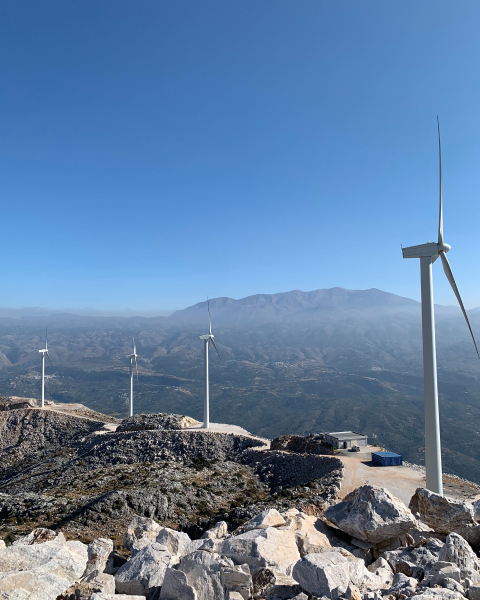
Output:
[{"xmin": 438, "ymin": 243, "xmax": 451, "ymax": 253}]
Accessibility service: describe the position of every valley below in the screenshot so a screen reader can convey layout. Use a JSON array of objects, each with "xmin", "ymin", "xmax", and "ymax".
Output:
[{"xmin": 0, "ymin": 288, "xmax": 479, "ymax": 483}]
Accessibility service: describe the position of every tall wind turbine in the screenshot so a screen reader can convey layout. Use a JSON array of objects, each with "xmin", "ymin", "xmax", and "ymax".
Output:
[
  {"xmin": 39, "ymin": 327, "xmax": 52, "ymax": 408},
  {"xmin": 199, "ymin": 299, "xmax": 219, "ymax": 429},
  {"xmin": 127, "ymin": 338, "xmax": 139, "ymax": 417},
  {"xmin": 402, "ymin": 118, "xmax": 479, "ymax": 496}
]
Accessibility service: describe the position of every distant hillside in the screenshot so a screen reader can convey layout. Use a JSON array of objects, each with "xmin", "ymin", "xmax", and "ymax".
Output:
[
  {"xmin": 169, "ymin": 288, "xmax": 422, "ymax": 326},
  {"xmin": 0, "ymin": 287, "xmax": 479, "ymax": 483}
]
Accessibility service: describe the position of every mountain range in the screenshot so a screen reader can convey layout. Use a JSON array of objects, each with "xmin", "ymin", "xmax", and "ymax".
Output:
[{"xmin": 0, "ymin": 287, "xmax": 479, "ymax": 482}]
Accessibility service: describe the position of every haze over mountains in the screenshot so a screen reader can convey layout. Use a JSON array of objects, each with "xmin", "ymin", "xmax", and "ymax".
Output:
[{"xmin": 0, "ymin": 287, "xmax": 479, "ymax": 482}]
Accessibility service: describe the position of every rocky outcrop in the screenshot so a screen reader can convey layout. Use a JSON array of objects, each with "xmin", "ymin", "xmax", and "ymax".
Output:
[
  {"xmin": 271, "ymin": 434, "xmax": 336, "ymax": 456},
  {"xmin": 325, "ymin": 485, "xmax": 417, "ymax": 543},
  {"xmin": 6, "ymin": 484, "xmax": 480, "ymax": 599},
  {"xmin": 0, "ymin": 528, "xmax": 88, "ymax": 600},
  {"xmin": 292, "ymin": 551, "xmax": 364, "ymax": 599},
  {"xmin": 410, "ymin": 488, "xmax": 480, "ymax": 547},
  {"xmin": 115, "ymin": 542, "xmax": 173, "ymax": 596},
  {"xmin": 117, "ymin": 413, "xmax": 200, "ymax": 432}
]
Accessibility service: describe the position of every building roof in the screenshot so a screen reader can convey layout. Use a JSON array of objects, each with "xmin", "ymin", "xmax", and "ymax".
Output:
[
  {"xmin": 327, "ymin": 431, "xmax": 367, "ymax": 440},
  {"xmin": 372, "ymin": 451, "xmax": 402, "ymax": 458}
]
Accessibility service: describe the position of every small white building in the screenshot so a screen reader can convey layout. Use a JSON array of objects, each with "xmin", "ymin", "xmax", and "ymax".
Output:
[{"xmin": 324, "ymin": 431, "xmax": 368, "ymax": 449}]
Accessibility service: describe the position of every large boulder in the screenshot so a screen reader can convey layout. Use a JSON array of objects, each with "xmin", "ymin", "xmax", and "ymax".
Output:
[
  {"xmin": 82, "ymin": 538, "xmax": 114, "ymax": 579},
  {"xmin": 0, "ymin": 534, "xmax": 88, "ymax": 600},
  {"xmin": 439, "ymin": 533, "xmax": 480, "ymax": 579},
  {"xmin": 412, "ymin": 587, "xmax": 466, "ymax": 600},
  {"xmin": 410, "ymin": 488, "xmax": 480, "ymax": 547},
  {"xmin": 423, "ymin": 561, "xmax": 462, "ymax": 587},
  {"xmin": 11, "ymin": 527, "xmax": 64, "ymax": 546},
  {"xmin": 245, "ymin": 509, "xmax": 286, "ymax": 531},
  {"xmin": 382, "ymin": 538, "xmax": 444, "ymax": 579},
  {"xmin": 325, "ymin": 485, "xmax": 416, "ymax": 544},
  {"xmin": 283, "ymin": 510, "xmax": 335, "ymax": 556},
  {"xmin": 292, "ymin": 551, "xmax": 365, "ymax": 599},
  {"xmin": 160, "ymin": 551, "xmax": 234, "ymax": 600},
  {"xmin": 220, "ymin": 564, "xmax": 253, "ymax": 599},
  {"xmin": 124, "ymin": 515, "xmax": 162, "ymax": 555},
  {"xmin": 220, "ymin": 527, "xmax": 301, "ymax": 575},
  {"xmin": 115, "ymin": 542, "xmax": 172, "ymax": 596},
  {"xmin": 155, "ymin": 527, "xmax": 191, "ymax": 558},
  {"xmin": 201, "ymin": 521, "xmax": 229, "ymax": 540}
]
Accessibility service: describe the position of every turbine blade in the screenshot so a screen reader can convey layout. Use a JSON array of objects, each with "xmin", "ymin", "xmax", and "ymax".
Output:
[
  {"xmin": 133, "ymin": 336, "xmax": 136, "ymax": 355},
  {"xmin": 45, "ymin": 326, "xmax": 48, "ymax": 351},
  {"xmin": 440, "ymin": 252, "xmax": 479, "ymax": 358},
  {"xmin": 207, "ymin": 298, "xmax": 212, "ymax": 335},
  {"xmin": 437, "ymin": 116, "xmax": 444, "ymax": 246},
  {"xmin": 46, "ymin": 351, "xmax": 53, "ymax": 367},
  {"xmin": 211, "ymin": 338, "xmax": 220, "ymax": 357}
]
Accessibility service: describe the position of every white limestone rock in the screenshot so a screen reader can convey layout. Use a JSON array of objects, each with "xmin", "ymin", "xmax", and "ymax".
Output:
[
  {"xmin": 325, "ymin": 485, "xmax": 416, "ymax": 544},
  {"xmin": 159, "ymin": 569, "xmax": 196, "ymax": 600},
  {"xmin": 220, "ymin": 563, "xmax": 253, "ymax": 599},
  {"xmin": 12, "ymin": 527, "xmax": 65, "ymax": 546},
  {"xmin": 385, "ymin": 571, "xmax": 418, "ymax": 597},
  {"xmin": 442, "ymin": 577, "xmax": 465, "ymax": 595},
  {"xmin": 0, "ymin": 536, "xmax": 88, "ymax": 600},
  {"xmin": 124, "ymin": 515, "xmax": 162, "ymax": 555},
  {"xmin": 362, "ymin": 564, "xmax": 394, "ymax": 591},
  {"xmin": 220, "ymin": 526, "xmax": 300, "ymax": 575},
  {"xmin": 439, "ymin": 533, "xmax": 480, "ymax": 579},
  {"xmin": 115, "ymin": 542, "xmax": 172, "ymax": 596},
  {"xmin": 0, "ymin": 540, "xmax": 5, "ymax": 551},
  {"xmin": 202, "ymin": 521, "xmax": 229, "ymax": 540},
  {"xmin": 155, "ymin": 527, "xmax": 192, "ymax": 558},
  {"xmin": 81, "ymin": 538, "xmax": 114, "ymax": 579},
  {"xmin": 292, "ymin": 551, "xmax": 364, "ymax": 599},
  {"xmin": 161, "ymin": 550, "xmax": 234, "ymax": 600},
  {"xmin": 245, "ymin": 509, "xmax": 286, "ymax": 531},
  {"xmin": 424, "ymin": 561, "xmax": 462, "ymax": 587},
  {"xmin": 288, "ymin": 512, "xmax": 333, "ymax": 556},
  {"xmin": 367, "ymin": 557, "xmax": 392, "ymax": 573},
  {"xmin": 226, "ymin": 592, "xmax": 246, "ymax": 600},
  {"xmin": 410, "ymin": 488, "xmax": 480, "ymax": 548},
  {"xmin": 411, "ymin": 588, "xmax": 466, "ymax": 600}
]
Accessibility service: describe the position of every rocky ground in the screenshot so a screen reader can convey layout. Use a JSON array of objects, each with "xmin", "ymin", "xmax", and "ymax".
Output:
[
  {"xmin": 4, "ymin": 483, "xmax": 480, "ymax": 600},
  {"xmin": 5, "ymin": 402, "xmax": 480, "ymax": 600},
  {"xmin": 0, "ymin": 403, "xmax": 342, "ymax": 551}
]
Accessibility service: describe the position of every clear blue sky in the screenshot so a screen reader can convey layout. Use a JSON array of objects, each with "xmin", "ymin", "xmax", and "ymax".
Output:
[{"xmin": 1, "ymin": 1, "xmax": 479, "ymax": 311}]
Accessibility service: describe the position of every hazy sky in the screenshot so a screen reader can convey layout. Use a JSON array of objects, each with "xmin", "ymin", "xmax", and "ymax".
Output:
[{"xmin": 1, "ymin": 1, "xmax": 479, "ymax": 311}]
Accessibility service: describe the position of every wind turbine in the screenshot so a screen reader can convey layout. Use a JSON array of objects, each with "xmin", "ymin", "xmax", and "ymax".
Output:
[
  {"xmin": 39, "ymin": 327, "xmax": 52, "ymax": 408},
  {"xmin": 402, "ymin": 118, "xmax": 479, "ymax": 496},
  {"xmin": 199, "ymin": 299, "xmax": 219, "ymax": 429},
  {"xmin": 126, "ymin": 338, "xmax": 139, "ymax": 417}
]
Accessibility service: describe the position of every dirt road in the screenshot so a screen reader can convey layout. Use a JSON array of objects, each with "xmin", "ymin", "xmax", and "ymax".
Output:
[{"xmin": 338, "ymin": 446, "xmax": 479, "ymax": 505}]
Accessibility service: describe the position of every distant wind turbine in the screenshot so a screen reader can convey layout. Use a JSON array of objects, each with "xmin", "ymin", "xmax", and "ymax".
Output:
[
  {"xmin": 199, "ymin": 299, "xmax": 219, "ymax": 429},
  {"xmin": 402, "ymin": 117, "xmax": 479, "ymax": 496},
  {"xmin": 126, "ymin": 338, "xmax": 139, "ymax": 417},
  {"xmin": 39, "ymin": 327, "xmax": 53, "ymax": 408}
]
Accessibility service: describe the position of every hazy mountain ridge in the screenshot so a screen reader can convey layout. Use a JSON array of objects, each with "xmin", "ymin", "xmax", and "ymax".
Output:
[{"xmin": 0, "ymin": 287, "xmax": 479, "ymax": 482}]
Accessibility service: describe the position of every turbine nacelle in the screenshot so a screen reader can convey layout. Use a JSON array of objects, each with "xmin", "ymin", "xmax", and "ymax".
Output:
[
  {"xmin": 199, "ymin": 334, "xmax": 213, "ymax": 340},
  {"xmin": 402, "ymin": 242, "xmax": 451, "ymax": 259}
]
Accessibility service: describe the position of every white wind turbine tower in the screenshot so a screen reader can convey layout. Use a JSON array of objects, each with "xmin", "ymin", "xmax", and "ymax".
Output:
[
  {"xmin": 126, "ymin": 338, "xmax": 139, "ymax": 417},
  {"xmin": 199, "ymin": 299, "xmax": 219, "ymax": 429},
  {"xmin": 402, "ymin": 118, "xmax": 479, "ymax": 496},
  {"xmin": 39, "ymin": 327, "xmax": 53, "ymax": 408}
]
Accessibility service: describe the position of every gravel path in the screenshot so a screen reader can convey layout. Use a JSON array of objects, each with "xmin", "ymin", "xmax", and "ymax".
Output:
[{"xmin": 337, "ymin": 445, "xmax": 479, "ymax": 505}]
